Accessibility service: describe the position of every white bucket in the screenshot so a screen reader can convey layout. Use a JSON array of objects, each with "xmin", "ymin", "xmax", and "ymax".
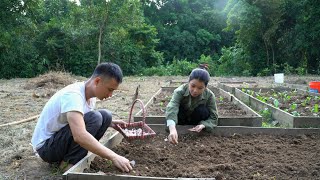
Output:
[{"xmin": 274, "ymin": 73, "xmax": 284, "ymax": 83}]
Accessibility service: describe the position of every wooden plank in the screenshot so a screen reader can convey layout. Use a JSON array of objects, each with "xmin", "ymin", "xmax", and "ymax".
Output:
[
  {"xmin": 234, "ymin": 87, "xmax": 320, "ymax": 128},
  {"xmin": 63, "ymin": 132, "xmax": 124, "ymax": 177},
  {"xmin": 66, "ymin": 172, "xmax": 215, "ymax": 180}
]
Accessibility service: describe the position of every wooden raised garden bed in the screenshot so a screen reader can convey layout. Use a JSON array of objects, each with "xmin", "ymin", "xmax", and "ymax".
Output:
[
  {"xmin": 233, "ymin": 87, "xmax": 320, "ymax": 128},
  {"xmin": 134, "ymin": 87, "xmax": 262, "ymax": 127},
  {"xmin": 63, "ymin": 125, "xmax": 320, "ymax": 180}
]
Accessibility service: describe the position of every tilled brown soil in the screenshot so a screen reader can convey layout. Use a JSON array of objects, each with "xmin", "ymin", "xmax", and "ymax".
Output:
[{"xmin": 88, "ymin": 132, "xmax": 320, "ymax": 179}]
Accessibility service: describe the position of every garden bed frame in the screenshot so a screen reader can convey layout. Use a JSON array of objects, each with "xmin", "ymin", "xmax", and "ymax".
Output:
[
  {"xmin": 134, "ymin": 86, "xmax": 262, "ymax": 127},
  {"xmin": 232, "ymin": 87, "xmax": 320, "ymax": 128},
  {"xmin": 63, "ymin": 125, "xmax": 320, "ymax": 180}
]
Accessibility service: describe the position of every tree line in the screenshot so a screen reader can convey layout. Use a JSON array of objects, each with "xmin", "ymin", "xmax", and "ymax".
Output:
[{"xmin": 1, "ymin": 0, "xmax": 319, "ymax": 78}]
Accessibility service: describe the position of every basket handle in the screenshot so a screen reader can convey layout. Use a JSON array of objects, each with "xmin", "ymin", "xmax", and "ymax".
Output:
[{"xmin": 128, "ymin": 99, "xmax": 146, "ymax": 128}]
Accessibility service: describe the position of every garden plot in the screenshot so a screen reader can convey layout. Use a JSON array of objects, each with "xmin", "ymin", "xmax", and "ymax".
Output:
[
  {"xmin": 233, "ymin": 87, "xmax": 320, "ymax": 128},
  {"xmin": 217, "ymin": 81, "xmax": 259, "ymax": 95},
  {"xmin": 134, "ymin": 87, "xmax": 262, "ymax": 127},
  {"xmin": 64, "ymin": 125, "xmax": 320, "ymax": 180}
]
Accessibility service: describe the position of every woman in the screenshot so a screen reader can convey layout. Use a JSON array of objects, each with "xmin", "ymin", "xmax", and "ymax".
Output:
[{"xmin": 166, "ymin": 68, "xmax": 218, "ymax": 144}]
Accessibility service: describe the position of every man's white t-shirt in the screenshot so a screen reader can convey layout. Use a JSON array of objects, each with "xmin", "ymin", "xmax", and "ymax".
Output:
[{"xmin": 31, "ymin": 82, "xmax": 96, "ymax": 151}]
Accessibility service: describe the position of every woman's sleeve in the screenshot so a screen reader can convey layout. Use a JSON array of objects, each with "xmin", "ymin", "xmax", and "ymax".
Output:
[{"xmin": 165, "ymin": 88, "xmax": 184, "ymax": 126}]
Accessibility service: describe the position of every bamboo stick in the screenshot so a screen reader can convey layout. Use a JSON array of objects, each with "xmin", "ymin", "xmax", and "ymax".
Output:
[{"xmin": 0, "ymin": 115, "xmax": 39, "ymax": 127}]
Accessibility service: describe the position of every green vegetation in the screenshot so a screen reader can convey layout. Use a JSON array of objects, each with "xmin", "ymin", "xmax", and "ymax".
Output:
[
  {"xmin": 243, "ymin": 88, "xmax": 320, "ymax": 117},
  {"xmin": 1, "ymin": 0, "xmax": 320, "ymax": 78}
]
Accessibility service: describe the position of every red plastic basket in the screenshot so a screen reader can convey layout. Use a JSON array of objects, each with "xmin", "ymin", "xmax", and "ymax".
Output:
[{"xmin": 114, "ymin": 99, "xmax": 156, "ymax": 140}]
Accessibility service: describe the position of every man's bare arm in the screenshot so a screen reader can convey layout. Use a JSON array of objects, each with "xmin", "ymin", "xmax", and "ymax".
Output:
[{"xmin": 67, "ymin": 111, "xmax": 132, "ymax": 172}]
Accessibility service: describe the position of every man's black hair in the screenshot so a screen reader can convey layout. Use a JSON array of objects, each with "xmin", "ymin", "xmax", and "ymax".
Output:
[
  {"xmin": 189, "ymin": 68, "xmax": 210, "ymax": 87},
  {"xmin": 92, "ymin": 62, "xmax": 123, "ymax": 83}
]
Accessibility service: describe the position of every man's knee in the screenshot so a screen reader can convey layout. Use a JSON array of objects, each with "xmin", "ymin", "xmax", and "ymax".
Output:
[
  {"xmin": 84, "ymin": 111, "xmax": 103, "ymax": 129},
  {"xmin": 98, "ymin": 109, "xmax": 112, "ymax": 126}
]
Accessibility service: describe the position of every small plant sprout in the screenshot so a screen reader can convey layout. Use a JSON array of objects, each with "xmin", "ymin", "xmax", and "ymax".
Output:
[
  {"xmin": 290, "ymin": 103, "xmax": 297, "ymax": 111},
  {"xmin": 273, "ymin": 99, "xmax": 279, "ymax": 108},
  {"xmin": 306, "ymin": 97, "xmax": 311, "ymax": 104},
  {"xmin": 301, "ymin": 99, "xmax": 307, "ymax": 107},
  {"xmin": 259, "ymin": 108, "xmax": 272, "ymax": 122},
  {"xmin": 292, "ymin": 89, "xmax": 297, "ymax": 95},
  {"xmin": 106, "ymin": 159, "xmax": 113, "ymax": 168},
  {"xmin": 284, "ymin": 94, "xmax": 291, "ymax": 101},
  {"xmin": 312, "ymin": 104, "xmax": 319, "ymax": 113},
  {"xmin": 219, "ymin": 96, "xmax": 224, "ymax": 102},
  {"xmin": 160, "ymin": 101, "xmax": 164, "ymax": 107},
  {"xmin": 291, "ymin": 111, "xmax": 300, "ymax": 116}
]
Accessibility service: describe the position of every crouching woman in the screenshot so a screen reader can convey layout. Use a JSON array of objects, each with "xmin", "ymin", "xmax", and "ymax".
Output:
[{"xmin": 166, "ymin": 68, "xmax": 218, "ymax": 144}]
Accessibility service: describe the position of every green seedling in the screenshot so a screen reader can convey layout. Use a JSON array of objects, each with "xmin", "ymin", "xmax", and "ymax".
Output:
[
  {"xmin": 306, "ymin": 97, "xmax": 311, "ymax": 104},
  {"xmin": 291, "ymin": 89, "xmax": 297, "ymax": 96},
  {"xmin": 290, "ymin": 103, "xmax": 297, "ymax": 111},
  {"xmin": 273, "ymin": 99, "xmax": 279, "ymax": 108},
  {"xmin": 259, "ymin": 108, "xmax": 272, "ymax": 122},
  {"xmin": 160, "ymin": 101, "xmax": 164, "ymax": 107},
  {"xmin": 301, "ymin": 99, "xmax": 307, "ymax": 107},
  {"xmin": 283, "ymin": 94, "xmax": 291, "ymax": 102},
  {"xmin": 219, "ymin": 96, "xmax": 224, "ymax": 102},
  {"xmin": 257, "ymin": 95, "xmax": 268, "ymax": 103},
  {"xmin": 291, "ymin": 111, "xmax": 300, "ymax": 116},
  {"xmin": 311, "ymin": 104, "xmax": 319, "ymax": 113},
  {"xmin": 246, "ymin": 89, "xmax": 254, "ymax": 96},
  {"xmin": 106, "ymin": 159, "xmax": 113, "ymax": 168}
]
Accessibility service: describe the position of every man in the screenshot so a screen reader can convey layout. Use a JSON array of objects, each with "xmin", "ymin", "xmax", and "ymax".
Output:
[{"xmin": 31, "ymin": 62, "xmax": 132, "ymax": 172}]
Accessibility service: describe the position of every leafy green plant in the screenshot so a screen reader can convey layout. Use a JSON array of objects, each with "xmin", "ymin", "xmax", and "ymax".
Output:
[
  {"xmin": 311, "ymin": 104, "xmax": 319, "ymax": 113},
  {"xmin": 306, "ymin": 97, "xmax": 311, "ymax": 104},
  {"xmin": 160, "ymin": 101, "xmax": 164, "ymax": 107},
  {"xmin": 283, "ymin": 94, "xmax": 291, "ymax": 102},
  {"xmin": 246, "ymin": 89, "xmax": 254, "ymax": 96},
  {"xmin": 291, "ymin": 111, "xmax": 300, "ymax": 116},
  {"xmin": 259, "ymin": 108, "xmax": 272, "ymax": 122},
  {"xmin": 219, "ymin": 96, "xmax": 224, "ymax": 102},
  {"xmin": 290, "ymin": 103, "xmax": 297, "ymax": 111},
  {"xmin": 273, "ymin": 99, "xmax": 279, "ymax": 108},
  {"xmin": 257, "ymin": 95, "xmax": 268, "ymax": 103},
  {"xmin": 301, "ymin": 99, "xmax": 308, "ymax": 107}
]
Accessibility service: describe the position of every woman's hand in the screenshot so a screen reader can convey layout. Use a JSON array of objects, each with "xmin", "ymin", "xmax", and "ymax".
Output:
[
  {"xmin": 168, "ymin": 125, "xmax": 178, "ymax": 144},
  {"xmin": 188, "ymin": 124, "xmax": 205, "ymax": 132}
]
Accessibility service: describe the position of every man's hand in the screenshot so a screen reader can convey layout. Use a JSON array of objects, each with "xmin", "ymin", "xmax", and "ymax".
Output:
[
  {"xmin": 110, "ymin": 154, "xmax": 133, "ymax": 172},
  {"xmin": 168, "ymin": 125, "xmax": 178, "ymax": 144},
  {"xmin": 188, "ymin": 124, "xmax": 205, "ymax": 133},
  {"xmin": 111, "ymin": 119, "xmax": 128, "ymax": 128}
]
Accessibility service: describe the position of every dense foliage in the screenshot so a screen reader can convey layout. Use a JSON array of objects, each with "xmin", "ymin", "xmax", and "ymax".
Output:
[{"xmin": 0, "ymin": 0, "xmax": 319, "ymax": 78}]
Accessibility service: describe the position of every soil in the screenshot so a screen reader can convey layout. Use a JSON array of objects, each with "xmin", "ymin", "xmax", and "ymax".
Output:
[
  {"xmin": 146, "ymin": 87, "xmax": 253, "ymax": 117},
  {"xmin": 88, "ymin": 132, "xmax": 320, "ymax": 179},
  {"xmin": 0, "ymin": 73, "xmax": 319, "ymax": 179},
  {"xmin": 243, "ymin": 88, "xmax": 320, "ymax": 117}
]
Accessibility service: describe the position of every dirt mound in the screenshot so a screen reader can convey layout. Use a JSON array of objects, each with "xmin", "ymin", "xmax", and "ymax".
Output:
[{"xmin": 24, "ymin": 71, "xmax": 78, "ymax": 90}]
